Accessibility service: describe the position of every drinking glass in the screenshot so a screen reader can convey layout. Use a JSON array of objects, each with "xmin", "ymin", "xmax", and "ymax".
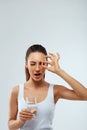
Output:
[{"xmin": 26, "ymin": 96, "xmax": 37, "ymax": 114}]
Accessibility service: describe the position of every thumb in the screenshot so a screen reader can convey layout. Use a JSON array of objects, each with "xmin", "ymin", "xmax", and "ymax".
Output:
[{"xmin": 31, "ymin": 109, "xmax": 37, "ymax": 114}]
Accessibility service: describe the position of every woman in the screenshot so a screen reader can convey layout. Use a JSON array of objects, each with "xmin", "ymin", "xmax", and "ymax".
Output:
[{"xmin": 8, "ymin": 44, "xmax": 87, "ymax": 130}]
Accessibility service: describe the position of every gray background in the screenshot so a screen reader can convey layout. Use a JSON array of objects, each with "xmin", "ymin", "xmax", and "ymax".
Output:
[{"xmin": 0, "ymin": 0, "xmax": 87, "ymax": 130}]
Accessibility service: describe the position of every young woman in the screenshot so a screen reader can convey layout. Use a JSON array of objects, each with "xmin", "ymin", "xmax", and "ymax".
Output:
[{"xmin": 8, "ymin": 44, "xmax": 87, "ymax": 130}]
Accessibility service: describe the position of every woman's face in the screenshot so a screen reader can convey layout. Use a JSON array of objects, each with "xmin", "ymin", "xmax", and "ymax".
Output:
[{"xmin": 26, "ymin": 52, "xmax": 46, "ymax": 81}]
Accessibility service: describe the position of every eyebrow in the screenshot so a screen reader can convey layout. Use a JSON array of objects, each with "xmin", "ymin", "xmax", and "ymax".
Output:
[
  {"xmin": 29, "ymin": 61, "xmax": 43, "ymax": 63},
  {"xmin": 29, "ymin": 61, "xmax": 36, "ymax": 63}
]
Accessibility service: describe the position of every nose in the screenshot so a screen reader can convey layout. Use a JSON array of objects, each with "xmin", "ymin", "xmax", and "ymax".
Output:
[{"xmin": 36, "ymin": 64, "xmax": 40, "ymax": 71}]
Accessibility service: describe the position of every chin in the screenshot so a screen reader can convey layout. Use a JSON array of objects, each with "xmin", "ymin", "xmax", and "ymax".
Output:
[{"xmin": 33, "ymin": 77, "xmax": 43, "ymax": 82}]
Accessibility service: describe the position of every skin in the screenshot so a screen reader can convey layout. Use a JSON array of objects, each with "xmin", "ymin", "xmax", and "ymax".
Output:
[{"xmin": 8, "ymin": 52, "xmax": 87, "ymax": 130}]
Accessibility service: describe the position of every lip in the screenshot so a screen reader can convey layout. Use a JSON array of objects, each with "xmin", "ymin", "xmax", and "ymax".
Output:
[{"xmin": 34, "ymin": 73, "xmax": 41, "ymax": 79}]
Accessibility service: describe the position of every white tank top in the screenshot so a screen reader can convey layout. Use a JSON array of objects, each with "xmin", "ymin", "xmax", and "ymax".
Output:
[{"xmin": 18, "ymin": 84, "xmax": 55, "ymax": 130}]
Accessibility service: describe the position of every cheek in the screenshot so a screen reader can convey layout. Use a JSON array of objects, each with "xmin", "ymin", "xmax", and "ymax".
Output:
[
  {"xmin": 42, "ymin": 67, "xmax": 46, "ymax": 73},
  {"xmin": 28, "ymin": 66, "xmax": 34, "ymax": 73}
]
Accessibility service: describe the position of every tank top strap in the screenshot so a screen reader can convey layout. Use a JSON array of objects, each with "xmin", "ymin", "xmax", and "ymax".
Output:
[
  {"xmin": 18, "ymin": 84, "xmax": 24, "ymax": 100},
  {"xmin": 48, "ymin": 84, "xmax": 54, "ymax": 93},
  {"xmin": 47, "ymin": 84, "xmax": 54, "ymax": 103}
]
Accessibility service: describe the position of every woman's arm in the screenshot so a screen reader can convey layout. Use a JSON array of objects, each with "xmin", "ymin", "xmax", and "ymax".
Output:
[
  {"xmin": 56, "ymin": 69, "xmax": 87, "ymax": 100},
  {"xmin": 8, "ymin": 86, "xmax": 25, "ymax": 130},
  {"xmin": 8, "ymin": 86, "xmax": 36, "ymax": 130},
  {"xmin": 43, "ymin": 53, "xmax": 87, "ymax": 100}
]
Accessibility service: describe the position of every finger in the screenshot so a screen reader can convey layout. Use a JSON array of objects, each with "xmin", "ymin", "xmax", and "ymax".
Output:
[
  {"xmin": 45, "ymin": 55, "xmax": 53, "ymax": 61},
  {"xmin": 47, "ymin": 53, "xmax": 59, "ymax": 60},
  {"xmin": 48, "ymin": 53, "xmax": 55, "ymax": 57},
  {"xmin": 31, "ymin": 109, "xmax": 37, "ymax": 114},
  {"xmin": 42, "ymin": 61, "xmax": 52, "ymax": 67},
  {"xmin": 20, "ymin": 114, "xmax": 33, "ymax": 119},
  {"xmin": 19, "ymin": 113, "xmax": 34, "ymax": 120},
  {"xmin": 49, "ymin": 52, "xmax": 60, "ymax": 59},
  {"xmin": 19, "ymin": 114, "xmax": 33, "ymax": 120},
  {"xmin": 20, "ymin": 115, "xmax": 33, "ymax": 121},
  {"xmin": 45, "ymin": 54, "xmax": 52, "ymax": 59},
  {"xmin": 21, "ymin": 109, "xmax": 31, "ymax": 113},
  {"xmin": 20, "ymin": 110, "xmax": 33, "ymax": 116}
]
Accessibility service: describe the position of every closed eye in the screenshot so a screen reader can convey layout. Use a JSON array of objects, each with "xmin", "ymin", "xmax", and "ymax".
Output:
[{"xmin": 30, "ymin": 62, "xmax": 36, "ymax": 66}]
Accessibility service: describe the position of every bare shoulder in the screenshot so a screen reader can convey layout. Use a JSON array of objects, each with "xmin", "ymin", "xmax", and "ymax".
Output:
[
  {"xmin": 10, "ymin": 85, "xmax": 19, "ymax": 99},
  {"xmin": 53, "ymin": 84, "xmax": 68, "ymax": 102},
  {"xmin": 53, "ymin": 84, "xmax": 63, "ymax": 103},
  {"xmin": 54, "ymin": 84, "xmax": 67, "ymax": 96},
  {"xmin": 54, "ymin": 84, "xmax": 62, "ymax": 92}
]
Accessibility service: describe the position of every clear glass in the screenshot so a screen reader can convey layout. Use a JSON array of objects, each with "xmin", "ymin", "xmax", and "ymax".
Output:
[{"xmin": 26, "ymin": 96, "xmax": 37, "ymax": 112}]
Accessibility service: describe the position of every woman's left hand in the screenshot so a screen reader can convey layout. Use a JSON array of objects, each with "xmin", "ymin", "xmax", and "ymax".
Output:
[{"xmin": 43, "ymin": 53, "xmax": 61, "ymax": 74}]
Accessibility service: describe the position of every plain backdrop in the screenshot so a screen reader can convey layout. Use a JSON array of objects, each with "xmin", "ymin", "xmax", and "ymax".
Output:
[{"xmin": 0, "ymin": 0, "xmax": 87, "ymax": 130}]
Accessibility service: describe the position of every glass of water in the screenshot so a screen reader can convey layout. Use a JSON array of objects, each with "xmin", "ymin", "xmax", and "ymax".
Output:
[{"xmin": 26, "ymin": 96, "xmax": 37, "ymax": 115}]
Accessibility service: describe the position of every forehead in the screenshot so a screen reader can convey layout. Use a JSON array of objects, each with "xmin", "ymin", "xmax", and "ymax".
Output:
[{"xmin": 28, "ymin": 52, "xmax": 46, "ymax": 61}]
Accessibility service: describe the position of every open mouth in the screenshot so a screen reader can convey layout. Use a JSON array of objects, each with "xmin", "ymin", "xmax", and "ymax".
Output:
[{"xmin": 34, "ymin": 73, "xmax": 41, "ymax": 78}]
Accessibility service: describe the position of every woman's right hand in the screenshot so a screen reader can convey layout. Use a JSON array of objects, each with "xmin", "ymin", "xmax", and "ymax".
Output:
[{"xmin": 19, "ymin": 108, "xmax": 36, "ymax": 121}]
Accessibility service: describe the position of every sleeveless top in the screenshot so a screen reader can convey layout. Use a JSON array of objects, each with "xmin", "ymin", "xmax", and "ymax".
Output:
[{"xmin": 18, "ymin": 84, "xmax": 55, "ymax": 130}]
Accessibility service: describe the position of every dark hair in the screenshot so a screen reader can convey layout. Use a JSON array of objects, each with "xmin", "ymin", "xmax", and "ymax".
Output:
[{"xmin": 25, "ymin": 44, "xmax": 47, "ymax": 81}]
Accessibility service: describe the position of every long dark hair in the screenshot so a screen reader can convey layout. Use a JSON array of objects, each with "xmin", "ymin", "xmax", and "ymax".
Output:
[{"xmin": 25, "ymin": 44, "xmax": 47, "ymax": 81}]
